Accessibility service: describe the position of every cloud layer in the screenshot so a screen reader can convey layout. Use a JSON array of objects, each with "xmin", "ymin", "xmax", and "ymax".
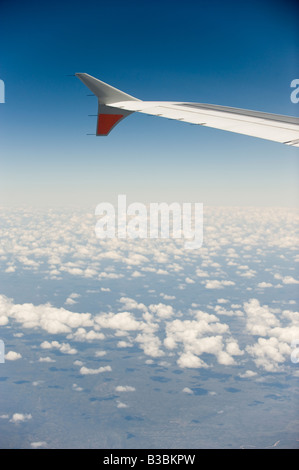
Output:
[{"xmin": 0, "ymin": 206, "xmax": 298, "ymax": 375}]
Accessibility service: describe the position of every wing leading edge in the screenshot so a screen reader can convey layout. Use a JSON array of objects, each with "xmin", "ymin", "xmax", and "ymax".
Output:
[{"xmin": 76, "ymin": 73, "xmax": 299, "ymax": 146}]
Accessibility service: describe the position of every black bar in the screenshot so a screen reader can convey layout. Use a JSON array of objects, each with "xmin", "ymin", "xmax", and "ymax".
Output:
[{"xmin": 0, "ymin": 448, "xmax": 290, "ymax": 467}]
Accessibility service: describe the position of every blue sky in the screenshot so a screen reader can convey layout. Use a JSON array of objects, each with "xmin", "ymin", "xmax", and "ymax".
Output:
[{"xmin": 0, "ymin": 0, "xmax": 298, "ymax": 206}]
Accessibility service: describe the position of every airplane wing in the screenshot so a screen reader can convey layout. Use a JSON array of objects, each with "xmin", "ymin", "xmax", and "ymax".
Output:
[{"xmin": 76, "ymin": 73, "xmax": 299, "ymax": 147}]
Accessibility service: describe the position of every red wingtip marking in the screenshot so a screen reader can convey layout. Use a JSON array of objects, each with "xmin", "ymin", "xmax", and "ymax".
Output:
[{"xmin": 97, "ymin": 114, "xmax": 124, "ymax": 135}]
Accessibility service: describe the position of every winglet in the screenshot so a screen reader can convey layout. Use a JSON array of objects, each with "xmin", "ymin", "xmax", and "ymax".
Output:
[
  {"xmin": 76, "ymin": 73, "xmax": 140, "ymax": 135},
  {"xmin": 75, "ymin": 73, "xmax": 140, "ymax": 105}
]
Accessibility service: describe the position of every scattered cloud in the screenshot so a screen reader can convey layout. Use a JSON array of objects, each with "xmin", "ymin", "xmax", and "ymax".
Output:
[
  {"xmin": 30, "ymin": 442, "xmax": 47, "ymax": 449},
  {"xmin": 79, "ymin": 365, "xmax": 112, "ymax": 375},
  {"xmin": 38, "ymin": 356, "xmax": 56, "ymax": 363},
  {"xmin": 116, "ymin": 401, "xmax": 128, "ymax": 408},
  {"xmin": 5, "ymin": 351, "xmax": 22, "ymax": 361},
  {"xmin": 0, "ymin": 206, "xmax": 298, "ymax": 379},
  {"xmin": 10, "ymin": 413, "xmax": 32, "ymax": 423},
  {"xmin": 238, "ymin": 370, "xmax": 258, "ymax": 379},
  {"xmin": 115, "ymin": 385, "xmax": 136, "ymax": 392},
  {"xmin": 204, "ymin": 280, "xmax": 235, "ymax": 289},
  {"xmin": 40, "ymin": 340, "xmax": 77, "ymax": 355},
  {"xmin": 257, "ymin": 282, "xmax": 273, "ymax": 288}
]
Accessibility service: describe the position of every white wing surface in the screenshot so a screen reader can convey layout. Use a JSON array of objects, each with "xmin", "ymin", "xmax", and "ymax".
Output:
[{"xmin": 76, "ymin": 73, "xmax": 299, "ymax": 146}]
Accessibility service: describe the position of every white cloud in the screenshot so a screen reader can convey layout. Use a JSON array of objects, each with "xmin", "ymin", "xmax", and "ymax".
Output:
[
  {"xmin": 64, "ymin": 297, "xmax": 77, "ymax": 306},
  {"xmin": 270, "ymin": 325, "xmax": 299, "ymax": 343},
  {"xmin": 98, "ymin": 272, "xmax": 124, "ymax": 280},
  {"xmin": 118, "ymin": 297, "xmax": 147, "ymax": 312},
  {"xmin": 237, "ymin": 269, "xmax": 256, "ymax": 278},
  {"xmin": 79, "ymin": 365, "xmax": 112, "ymax": 375},
  {"xmin": 30, "ymin": 442, "xmax": 47, "ymax": 448},
  {"xmin": 116, "ymin": 401, "xmax": 128, "ymax": 408},
  {"xmin": 195, "ymin": 269, "xmax": 209, "ymax": 277},
  {"xmin": 238, "ymin": 370, "xmax": 258, "ymax": 378},
  {"xmin": 5, "ymin": 266, "xmax": 16, "ymax": 273},
  {"xmin": 204, "ymin": 280, "xmax": 235, "ymax": 289},
  {"xmin": 1, "ymin": 205, "xmax": 298, "ymax": 378},
  {"xmin": 246, "ymin": 337, "xmax": 290, "ymax": 372},
  {"xmin": 10, "ymin": 413, "xmax": 32, "ymax": 423},
  {"xmin": 67, "ymin": 328, "xmax": 105, "ymax": 342},
  {"xmin": 117, "ymin": 341, "xmax": 133, "ymax": 348},
  {"xmin": 217, "ymin": 350, "xmax": 236, "ymax": 365},
  {"xmin": 244, "ymin": 299, "xmax": 280, "ymax": 337},
  {"xmin": 281, "ymin": 276, "xmax": 299, "ymax": 285},
  {"xmin": 73, "ymin": 360, "xmax": 83, "ymax": 366},
  {"xmin": 226, "ymin": 340, "xmax": 244, "ymax": 357},
  {"xmin": 182, "ymin": 387, "xmax": 194, "ymax": 394},
  {"xmin": 135, "ymin": 332, "xmax": 164, "ymax": 357},
  {"xmin": 185, "ymin": 277, "xmax": 195, "ymax": 284},
  {"xmin": 72, "ymin": 383, "xmax": 83, "ymax": 392},
  {"xmin": 0, "ymin": 315, "xmax": 9, "ymax": 325},
  {"xmin": 177, "ymin": 352, "xmax": 208, "ymax": 369},
  {"xmin": 149, "ymin": 303, "xmax": 174, "ymax": 319},
  {"xmin": 32, "ymin": 381, "xmax": 43, "ymax": 387},
  {"xmin": 95, "ymin": 311, "xmax": 143, "ymax": 331},
  {"xmin": 115, "ymin": 385, "xmax": 136, "ymax": 392},
  {"xmin": 274, "ymin": 274, "xmax": 299, "ymax": 285},
  {"xmin": 131, "ymin": 270, "xmax": 144, "ymax": 278},
  {"xmin": 0, "ymin": 295, "xmax": 93, "ymax": 335},
  {"xmin": 38, "ymin": 356, "xmax": 56, "ymax": 363},
  {"xmin": 257, "ymin": 282, "xmax": 273, "ymax": 288},
  {"xmin": 40, "ymin": 340, "xmax": 77, "ymax": 355},
  {"xmin": 5, "ymin": 351, "xmax": 22, "ymax": 361},
  {"xmin": 214, "ymin": 305, "xmax": 243, "ymax": 317},
  {"xmin": 160, "ymin": 293, "xmax": 176, "ymax": 300},
  {"xmin": 94, "ymin": 350, "xmax": 107, "ymax": 357},
  {"xmin": 243, "ymin": 298, "xmax": 299, "ymax": 371}
]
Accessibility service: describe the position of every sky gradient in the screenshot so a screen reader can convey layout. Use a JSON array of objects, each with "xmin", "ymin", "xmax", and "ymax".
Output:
[{"xmin": 0, "ymin": 0, "xmax": 298, "ymax": 206}]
